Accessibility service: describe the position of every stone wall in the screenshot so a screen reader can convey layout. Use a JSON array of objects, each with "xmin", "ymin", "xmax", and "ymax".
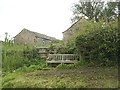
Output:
[
  {"xmin": 14, "ymin": 29, "xmax": 35, "ymax": 44},
  {"xmin": 14, "ymin": 29, "xmax": 54, "ymax": 45},
  {"xmin": 62, "ymin": 18, "xmax": 87, "ymax": 42}
]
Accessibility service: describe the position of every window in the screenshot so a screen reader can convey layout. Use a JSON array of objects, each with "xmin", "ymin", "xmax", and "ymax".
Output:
[{"xmin": 42, "ymin": 39, "xmax": 45, "ymax": 44}]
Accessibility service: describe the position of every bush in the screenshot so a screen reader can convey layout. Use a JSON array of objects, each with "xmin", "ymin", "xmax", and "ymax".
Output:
[
  {"xmin": 75, "ymin": 19, "xmax": 119, "ymax": 66},
  {"xmin": 49, "ymin": 40, "xmax": 76, "ymax": 54},
  {"xmin": 56, "ymin": 59, "xmax": 88, "ymax": 69},
  {"xmin": 56, "ymin": 41, "xmax": 76, "ymax": 54}
]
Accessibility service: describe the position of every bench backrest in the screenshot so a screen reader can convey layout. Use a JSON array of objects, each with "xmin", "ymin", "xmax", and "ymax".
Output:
[{"xmin": 48, "ymin": 54, "xmax": 79, "ymax": 61}]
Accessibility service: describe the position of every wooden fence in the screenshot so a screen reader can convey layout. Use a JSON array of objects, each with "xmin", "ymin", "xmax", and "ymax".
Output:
[{"xmin": 46, "ymin": 54, "xmax": 80, "ymax": 65}]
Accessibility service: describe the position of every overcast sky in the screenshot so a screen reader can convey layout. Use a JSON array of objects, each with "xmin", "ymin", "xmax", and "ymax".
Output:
[{"xmin": 0, "ymin": 0, "xmax": 79, "ymax": 41}]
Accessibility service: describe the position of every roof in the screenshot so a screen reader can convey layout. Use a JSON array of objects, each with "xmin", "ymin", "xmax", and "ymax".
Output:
[
  {"xmin": 14, "ymin": 28, "xmax": 57, "ymax": 41},
  {"xmin": 30, "ymin": 30, "xmax": 56, "ymax": 41},
  {"xmin": 62, "ymin": 16, "xmax": 87, "ymax": 33}
]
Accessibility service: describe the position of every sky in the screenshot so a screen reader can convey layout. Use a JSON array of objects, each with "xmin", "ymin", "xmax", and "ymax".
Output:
[{"xmin": 0, "ymin": 0, "xmax": 79, "ymax": 41}]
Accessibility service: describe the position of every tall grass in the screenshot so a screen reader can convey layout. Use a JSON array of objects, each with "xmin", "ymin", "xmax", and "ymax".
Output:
[{"xmin": 2, "ymin": 33, "xmax": 45, "ymax": 72}]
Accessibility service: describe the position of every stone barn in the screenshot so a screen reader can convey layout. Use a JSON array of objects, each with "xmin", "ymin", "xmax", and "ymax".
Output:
[
  {"xmin": 62, "ymin": 17, "xmax": 87, "ymax": 42},
  {"xmin": 14, "ymin": 28, "xmax": 57, "ymax": 45}
]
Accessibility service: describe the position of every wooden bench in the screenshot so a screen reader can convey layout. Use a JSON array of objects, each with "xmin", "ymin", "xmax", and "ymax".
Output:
[{"xmin": 46, "ymin": 54, "xmax": 80, "ymax": 66}]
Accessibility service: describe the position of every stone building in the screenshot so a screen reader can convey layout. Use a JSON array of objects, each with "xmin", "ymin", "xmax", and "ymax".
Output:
[
  {"xmin": 14, "ymin": 28, "xmax": 57, "ymax": 45},
  {"xmin": 62, "ymin": 17, "xmax": 87, "ymax": 42}
]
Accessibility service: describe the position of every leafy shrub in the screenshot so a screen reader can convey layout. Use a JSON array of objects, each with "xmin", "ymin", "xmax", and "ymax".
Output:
[
  {"xmin": 75, "ymin": 19, "xmax": 119, "ymax": 66},
  {"xmin": 16, "ymin": 63, "xmax": 46, "ymax": 72},
  {"xmin": 49, "ymin": 40, "xmax": 76, "ymax": 54},
  {"xmin": 56, "ymin": 60, "xmax": 88, "ymax": 69},
  {"xmin": 56, "ymin": 41, "xmax": 76, "ymax": 54}
]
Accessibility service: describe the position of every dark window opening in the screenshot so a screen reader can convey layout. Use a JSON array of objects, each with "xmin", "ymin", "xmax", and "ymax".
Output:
[{"xmin": 42, "ymin": 39, "xmax": 45, "ymax": 44}]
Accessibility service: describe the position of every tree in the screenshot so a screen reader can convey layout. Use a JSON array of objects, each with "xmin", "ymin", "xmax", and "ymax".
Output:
[
  {"xmin": 71, "ymin": 0, "xmax": 118, "ymax": 23},
  {"xmin": 118, "ymin": 1, "xmax": 120, "ymax": 28},
  {"xmin": 118, "ymin": 1, "xmax": 120, "ymax": 65},
  {"xmin": 101, "ymin": 2, "xmax": 118, "ymax": 22},
  {"xmin": 71, "ymin": 0, "xmax": 104, "ymax": 23}
]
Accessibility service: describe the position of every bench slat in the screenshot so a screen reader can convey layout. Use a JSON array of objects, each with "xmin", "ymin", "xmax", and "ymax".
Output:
[{"xmin": 46, "ymin": 60, "xmax": 77, "ymax": 63}]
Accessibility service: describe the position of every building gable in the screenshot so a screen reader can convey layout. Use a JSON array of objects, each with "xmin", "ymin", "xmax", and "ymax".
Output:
[
  {"xmin": 62, "ymin": 17, "xmax": 88, "ymax": 42},
  {"xmin": 14, "ymin": 28, "xmax": 57, "ymax": 45}
]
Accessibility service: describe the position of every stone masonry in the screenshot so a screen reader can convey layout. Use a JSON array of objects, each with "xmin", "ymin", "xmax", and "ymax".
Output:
[
  {"xmin": 14, "ymin": 28, "xmax": 57, "ymax": 45},
  {"xmin": 62, "ymin": 17, "xmax": 87, "ymax": 42}
]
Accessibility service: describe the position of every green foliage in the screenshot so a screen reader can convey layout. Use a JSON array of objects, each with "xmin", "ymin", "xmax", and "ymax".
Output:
[
  {"xmin": 2, "ymin": 50, "xmax": 25, "ymax": 72},
  {"xmin": 71, "ymin": 1, "xmax": 103, "ymax": 22},
  {"xmin": 49, "ymin": 40, "xmax": 64, "ymax": 54},
  {"xmin": 56, "ymin": 82, "xmax": 66, "ymax": 88},
  {"xmin": 56, "ymin": 64, "xmax": 68, "ymax": 69},
  {"xmin": 4, "ymin": 32, "xmax": 14, "ymax": 46},
  {"xmin": 16, "ymin": 65, "xmax": 37, "ymax": 72},
  {"xmin": 2, "ymin": 66, "xmax": 118, "ymax": 88},
  {"xmin": 58, "ymin": 41, "xmax": 76, "ymax": 54},
  {"xmin": 2, "ymin": 36, "xmax": 46, "ymax": 72},
  {"xmin": 101, "ymin": 2, "xmax": 118, "ymax": 22},
  {"xmin": 75, "ymin": 19, "xmax": 119, "ymax": 66},
  {"xmin": 5, "ymin": 59, "xmax": 46, "ymax": 73},
  {"xmin": 49, "ymin": 40, "xmax": 76, "ymax": 54},
  {"xmin": 2, "ymin": 49, "xmax": 44, "ymax": 72},
  {"xmin": 56, "ymin": 60, "xmax": 88, "ymax": 69},
  {"xmin": 71, "ymin": 1, "xmax": 118, "ymax": 23}
]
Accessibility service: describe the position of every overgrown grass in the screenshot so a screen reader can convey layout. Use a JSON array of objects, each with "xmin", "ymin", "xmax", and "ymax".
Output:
[
  {"xmin": 2, "ymin": 66, "xmax": 118, "ymax": 88},
  {"xmin": 2, "ymin": 41, "xmax": 46, "ymax": 73},
  {"xmin": 56, "ymin": 60, "xmax": 88, "ymax": 70}
]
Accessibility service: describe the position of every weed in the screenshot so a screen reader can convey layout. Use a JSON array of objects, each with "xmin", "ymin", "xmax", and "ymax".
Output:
[
  {"xmin": 56, "ymin": 82, "xmax": 66, "ymax": 88},
  {"xmin": 56, "ymin": 60, "xmax": 88, "ymax": 70}
]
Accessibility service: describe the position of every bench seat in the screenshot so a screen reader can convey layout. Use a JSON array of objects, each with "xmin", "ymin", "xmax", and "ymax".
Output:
[{"xmin": 46, "ymin": 60, "xmax": 77, "ymax": 64}]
